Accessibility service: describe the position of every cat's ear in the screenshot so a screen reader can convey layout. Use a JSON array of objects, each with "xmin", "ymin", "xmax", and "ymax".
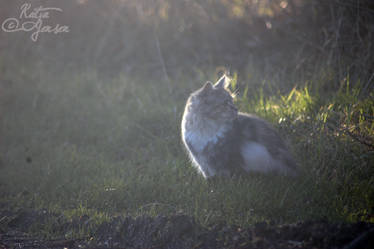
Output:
[
  {"xmin": 202, "ymin": 81, "xmax": 213, "ymax": 92},
  {"xmin": 214, "ymin": 75, "xmax": 230, "ymax": 89}
]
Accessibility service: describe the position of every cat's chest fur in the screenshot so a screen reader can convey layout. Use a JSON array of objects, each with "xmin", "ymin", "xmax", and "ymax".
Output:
[
  {"xmin": 182, "ymin": 111, "xmax": 234, "ymax": 178},
  {"xmin": 182, "ymin": 112, "xmax": 229, "ymax": 153}
]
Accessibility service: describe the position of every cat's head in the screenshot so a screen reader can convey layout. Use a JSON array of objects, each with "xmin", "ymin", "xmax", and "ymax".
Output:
[{"xmin": 188, "ymin": 75, "xmax": 237, "ymax": 121}]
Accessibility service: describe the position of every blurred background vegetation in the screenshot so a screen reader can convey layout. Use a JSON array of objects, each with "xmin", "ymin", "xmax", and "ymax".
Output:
[
  {"xmin": 0, "ymin": 0, "xmax": 373, "ymax": 239},
  {"xmin": 1, "ymin": 0, "xmax": 373, "ymax": 84}
]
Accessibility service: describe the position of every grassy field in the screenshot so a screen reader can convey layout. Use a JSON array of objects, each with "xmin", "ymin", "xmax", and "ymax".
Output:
[{"xmin": 0, "ymin": 60, "xmax": 373, "ymax": 239}]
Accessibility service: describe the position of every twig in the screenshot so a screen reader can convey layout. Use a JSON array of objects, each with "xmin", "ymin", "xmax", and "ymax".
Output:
[
  {"xmin": 343, "ymin": 227, "xmax": 374, "ymax": 249},
  {"xmin": 363, "ymin": 114, "xmax": 374, "ymax": 121},
  {"xmin": 153, "ymin": 29, "xmax": 172, "ymax": 93},
  {"xmin": 326, "ymin": 122, "xmax": 374, "ymax": 150},
  {"xmin": 361, "ymin": 72, "xmax": 374, "ymax": 97},
  {"xmin": 344, "ymin": 129, "xmax": 374, "ymax": 150},
  {"xmin": 0, "ymin": 232, "xmax": 88, "ymax": 249},
  {"xmin": 326, "ymin": 122, "xmax": 374, "ymax": 149}
]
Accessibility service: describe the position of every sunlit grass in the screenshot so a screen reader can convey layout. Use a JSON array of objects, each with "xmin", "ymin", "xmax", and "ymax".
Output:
[{"xmin": 0, "ymin": 62, "xmax": 373, "ymax": 239}]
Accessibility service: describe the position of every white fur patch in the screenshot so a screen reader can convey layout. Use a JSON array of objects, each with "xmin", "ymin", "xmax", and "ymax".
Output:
[
  {"xmin": 182, "ymin": 113, "xmax": 228, "ymax": 178},
  {"xmin": 184, "ymin": 128, "xmax": 224, "ymax": 152},
  {"xmin": 183, "ymin": 127, "xmax": 227, "ymax": 178},
  {"xmin": 181, "ymin": 110, "xmax": 228, "ymax": 153},
  {"xmin": 240, "ymin": 142, "xmax": 277, "ymax": 173},
  {"xmin": 181, "ymin": 103, "xmax": 232, "ymax": 178}
]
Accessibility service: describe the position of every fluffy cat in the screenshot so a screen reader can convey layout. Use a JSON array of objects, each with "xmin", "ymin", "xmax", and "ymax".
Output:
[{"xmin": 181, "ymin": 75, "xmax": 297, "ymax": 178}]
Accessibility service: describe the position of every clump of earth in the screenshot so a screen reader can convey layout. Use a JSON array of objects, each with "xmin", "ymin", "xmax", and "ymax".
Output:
[{"xmin": 1, "ymin": 209, "xmax": 373, "ymax": 249}]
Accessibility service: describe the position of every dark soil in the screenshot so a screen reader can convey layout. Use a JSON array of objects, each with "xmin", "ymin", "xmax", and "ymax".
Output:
[{"xmin": 0, "ymin": 209, "xmax": 373, "ymax": 249}]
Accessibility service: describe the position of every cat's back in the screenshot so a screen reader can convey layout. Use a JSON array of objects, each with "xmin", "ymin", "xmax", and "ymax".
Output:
[{"xmin": 236, "ymin": 112, "xmax": 283, "ymax": 144}]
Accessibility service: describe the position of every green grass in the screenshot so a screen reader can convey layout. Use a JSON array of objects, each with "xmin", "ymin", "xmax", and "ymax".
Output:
[{"xmin": 0, "ymin": 62, "xmax": 373, "ymax": 239}]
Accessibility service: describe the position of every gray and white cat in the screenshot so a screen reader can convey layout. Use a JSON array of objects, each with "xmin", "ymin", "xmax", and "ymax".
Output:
[{"xmin": 181, "ymin": 75, "xmax": 297, "ymax": 178}]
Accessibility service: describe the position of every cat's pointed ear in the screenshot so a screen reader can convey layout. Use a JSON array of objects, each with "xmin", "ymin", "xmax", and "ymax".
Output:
[
  {"xmin": 214, "ymin": 75, "xmax": 230, "ymax": 89},
  {"xmin": 202, "ymin": 81, "xmax": 213, "ymax": 91}
]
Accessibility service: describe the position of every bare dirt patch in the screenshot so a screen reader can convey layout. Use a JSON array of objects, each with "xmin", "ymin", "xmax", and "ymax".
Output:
[{"xmin": 1, "ymin": 210, "xmax": 373, "ymax": 249}]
